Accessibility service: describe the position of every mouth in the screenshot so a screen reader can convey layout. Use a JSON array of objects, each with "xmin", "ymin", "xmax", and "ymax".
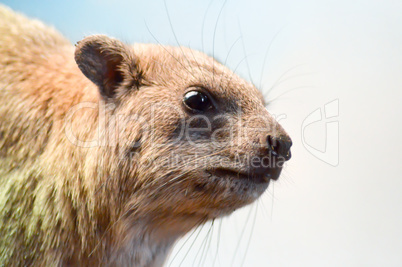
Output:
[{"xmin": 207, "ymin": 166, "xmax": 282, "ymax": 184}]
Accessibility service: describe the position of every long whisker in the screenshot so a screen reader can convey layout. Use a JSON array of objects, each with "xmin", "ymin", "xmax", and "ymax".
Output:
[
  {"xmin": 227, "ymin": 54, "xmax": 250, "ymax": 89},
  {"xmin": 212, "ymin": 218, "xmax": 223, "ymax": 267},
  {"xmin": 237, "ymin": 19, "xmax": 254, "ymax": 85},
  {"xmin": 201, "ymin": 0, "xmax": 215, "ymax": 53},
  {"xmin": 144, "ymin": 147, "xmax": 234, "ymax": 194},
  {"xmin": 258, "ymin": 28, "xmax": 283, "ymax": 89},
  {"xmin": 145, "ymin": 57, "xmax": 190, "ymax": 79},
  {"xmin": 90, "ymin": 131, "xmax": 251, "ymax": 259},
  {"xmin": 270, "ymin": 182, "xmax": 275, "ymax": 221},
  {"xmin": 267, "ymin": 85, "xmax": 314, "ymax": 105},
  {"xmin": 240, "ymin": 202, "xmax": 258, "ymax": 267},
  {"xmin": 224, "ymin": 36, "xmax": 242, "ymax": 66},
  {"xmin": 178, "ymin": 221, "xmax": 208, "ymax": 267},
  {"xmin": 195, "ymin": 220, "xmax": 214, "ymax": 267},
  {"xmin": 217, "ymin": 36, "xmax": 242, "ymax": 91},
  {"xmin": 263, "ymin": 63, "xmax": 306, "ymax": 98},
  {"xmin": 202, "ymin": 219, "xmax": 215, "ymax": 267},
  {"xmin": 212, "ymin": 0, "xmax": 228, "ymax": 83},
  {"xmin": 256, "ymin": 191, "xmax": 270, "ymax": 219},
  {"xmin": 268, "ymin": 71, "xmax": 315, "ymax": 93},
  {"xmin": 145, "ymin": 22, "xmax": 198, "ymax": 80},
  {"xmin": 164, "ymin": 0, "xmax": 198, "ymax": 74},
  {"xmin": 230, "ymin": 204, "xmax": 254, "ymax": 266},
  {"xmin": 168, "ymin": 222, "xmax": 204, "ymax": 267},
  {"xmin": 188, "ymin": 47, "xmax": 209, "ymax": 86}
]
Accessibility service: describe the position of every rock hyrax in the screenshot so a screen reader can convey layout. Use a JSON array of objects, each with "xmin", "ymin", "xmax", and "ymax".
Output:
[{"xmin": 0, "ymin": 5, "xmax": 292, "ymax": 267}]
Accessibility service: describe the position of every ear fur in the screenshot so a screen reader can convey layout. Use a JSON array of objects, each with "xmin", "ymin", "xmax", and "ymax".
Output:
[{"xmin": 75, "ymin": 35, "xmax": 141, "ymax": 99}]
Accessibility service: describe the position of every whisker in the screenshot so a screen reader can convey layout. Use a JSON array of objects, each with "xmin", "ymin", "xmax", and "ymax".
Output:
[
  {"xmin": 267, "ymin": 85, "xmax": 314, "ymax": 105},
  {"xmin": 212, "ymin": 0, "xmax": 228, "ymax": 83},
  {"xmin": 271, "ymin": 182, "xmax": 274, "ymax": 221},
  {"xmin": 240, "ymin": 202, "xmax": 258, "ymax": 267},
  {"xmin": 164, "ymin": 0, "xmax": 199, "ymax": 75},
  {"xmin": 256, "ymin": 192, "xmax": 270, "ymax": 219},
  {"xmin": 217, "ymin": 36, "xmax": 242, "ymax": 91},
  {"xmin": 258, "ymin": 28, "xmax": 284, "ymax": 89},
  {"xmin": 237, "ymin": 20, "xmax": 254, "ymax": 85},
  {"xmin": 263, "ymin": 63, "xmax": 307, "ymax": 99},
  {"xmin": 144, "ymin": 22, "xmax": 198, "ymax": 80},
  {"xmin": 230, "ymin": 205, "xmax": 253, "ymax": 266},
  {"xmin": 202, "ymin": 219, "xmax": 216, "ymax": 267},
  {"xmin": 201, "ymin": 0, "xmax": 215, "ymax": 53},
  {"xmin": 196, "ymin": 220, "xmax": 214, "ymax": 267},
  {"xmin": 95, "ymin": 144, "xmax": 236, "ymax": 239},
  {"xmin": 227, "ymin": 54, "xmax": 250, "ymax": 89},
  {"xmin": 90, "ymin": 135, "xmax": 252, "ymax": 260},
  {"xmin": 188, "ymin": 47, "xmax": 210, "ymax": 87},
  {"xmin": 264, "ymin": 71, "xmax": 315, "ymax": 99},
  {"xmin": 223, "ymin": 36, "xmax": 242, "ymax": 66},
  {"xmin": 141, "ymin": 146, "xmax": 234, "ymax": 191},
  {"xmin": 212, "ymin": 218, "xmax": 223, "ymax": 267},
  {"xmin": 168, "ymin": 220, "xmax": 204, "ymax": 267},
  {"xmin": 178, "ymin": 221, "xmax": 207, "ymax": 267}
]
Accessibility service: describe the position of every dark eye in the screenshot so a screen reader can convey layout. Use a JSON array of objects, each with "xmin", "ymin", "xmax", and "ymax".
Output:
[{"xmin": 183, "ymin": 90, "xmax": 212, "ymax": 112}]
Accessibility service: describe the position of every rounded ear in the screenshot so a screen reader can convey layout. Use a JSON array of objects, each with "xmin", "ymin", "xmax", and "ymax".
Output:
[{"xmin": 75, "ymin": 35, "xmax": 140, "ymax": 99}]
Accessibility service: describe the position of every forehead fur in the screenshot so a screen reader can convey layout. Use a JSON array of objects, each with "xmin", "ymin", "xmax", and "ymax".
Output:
[{"xmin": 131, "ymin": 43, "xmax": 265, "ymax": 112}]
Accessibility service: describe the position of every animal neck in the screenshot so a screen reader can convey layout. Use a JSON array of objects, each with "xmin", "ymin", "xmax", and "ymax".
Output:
[{"xmin": 105, "ymin": 215, "xmax": 202, "ymax": 267}]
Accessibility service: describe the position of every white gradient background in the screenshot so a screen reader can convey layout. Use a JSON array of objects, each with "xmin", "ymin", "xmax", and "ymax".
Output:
[{"xmin": 2, "ymin": 0, "xmax": 402, "ymax": 266}]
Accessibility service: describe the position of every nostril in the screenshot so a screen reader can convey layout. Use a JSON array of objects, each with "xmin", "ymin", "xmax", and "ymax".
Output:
[
  {"xmin": 266, "ymin": 135, "xmax": 292, "ymax": 161},
  {"xmin": 267, "ymin": 135, "xmax": 279, "ymax": 157}
]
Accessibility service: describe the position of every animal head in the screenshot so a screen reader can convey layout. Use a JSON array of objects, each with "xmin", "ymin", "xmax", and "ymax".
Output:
[{"xmin": 74, "ymin": 34, "xmax": 292, "ymax": 226}]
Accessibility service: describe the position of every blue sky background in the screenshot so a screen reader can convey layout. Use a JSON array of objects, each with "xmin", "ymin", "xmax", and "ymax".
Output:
[{"xmin": 2, "ymin": 0, "xmax": 402, "ymax": 266}]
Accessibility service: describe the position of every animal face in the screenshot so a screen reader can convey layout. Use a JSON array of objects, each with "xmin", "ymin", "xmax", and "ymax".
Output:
[{"xmin": 75, "ymin": 35, "xmax": 292, "ymax": 222}]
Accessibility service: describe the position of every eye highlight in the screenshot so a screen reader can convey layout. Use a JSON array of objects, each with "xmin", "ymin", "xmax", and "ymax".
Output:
[{"xmin": 183, "ymin": 90, "xmax": 212, "ymax": 112}]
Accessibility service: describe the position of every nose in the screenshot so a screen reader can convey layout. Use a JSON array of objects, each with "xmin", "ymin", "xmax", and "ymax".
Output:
[{"xmin": 267, "ymin": 135, "xmax": 292, "ymax": 161}]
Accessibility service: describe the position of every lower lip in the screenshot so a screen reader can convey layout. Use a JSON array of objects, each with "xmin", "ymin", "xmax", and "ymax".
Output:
[{"xmin": 208, "ymin": 169, "xmax": 270, "ymax": 184}]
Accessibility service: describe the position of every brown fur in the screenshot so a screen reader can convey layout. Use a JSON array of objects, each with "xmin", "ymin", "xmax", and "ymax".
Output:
[{"xmin": 0, "ymin": 5, "xmax": 291, "ymax": 266}]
